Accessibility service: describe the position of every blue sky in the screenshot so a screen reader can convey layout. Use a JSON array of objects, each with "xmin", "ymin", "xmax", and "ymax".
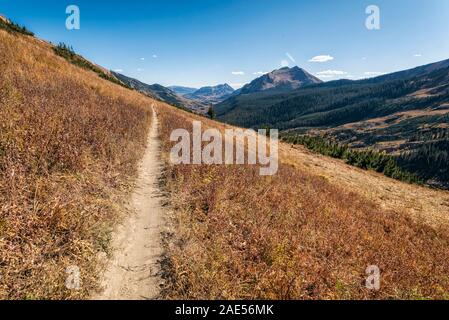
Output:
[{"xmin": 1, "ymin": 0, "xmax": 449, "ymax": 88}]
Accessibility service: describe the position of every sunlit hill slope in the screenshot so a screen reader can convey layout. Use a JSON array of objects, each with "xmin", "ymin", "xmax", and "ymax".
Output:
[{"xmin": 1, "ymin": 19, "xmax": 449, "ymax": 300}]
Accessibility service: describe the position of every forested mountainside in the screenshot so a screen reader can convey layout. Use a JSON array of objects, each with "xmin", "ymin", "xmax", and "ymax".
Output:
[
  {"xmin": 112, "ymin": 71, "xmax": 208, "ymax": 112},
  {"xmin": 216, "ymin": 61, "xmax": 449, "ymax": 188}
]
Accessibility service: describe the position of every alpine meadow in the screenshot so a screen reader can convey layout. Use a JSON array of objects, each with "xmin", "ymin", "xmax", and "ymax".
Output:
[{"xmin": 1, "ymin": 0, "xmax": 449, "ymax": 308}]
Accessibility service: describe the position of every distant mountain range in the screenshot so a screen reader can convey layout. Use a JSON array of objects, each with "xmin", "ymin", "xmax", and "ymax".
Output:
[
  {"xmin": 217, "ymin": 59, "xmax": 449, "ymax": 127},
  {"xmin": 111, "ymin": 74, "xmax": 235, "ymax": 111},
  {"xmin": 168, "ymin": 67, "xmax": 320, "ymax": 106},
  {"xmin": 112, "ymin": 72, "xmax": 208, "ymax": 111},
  {"xmin": 215, "ymin": 59, "xmax": 449, "ymax": 188},
  {"xmin": 169, "ymin": 84, "xmax": 235, "ymax": 105},
  {"xmin": 366, "ymin": 58, "xmax": 449, "ymax": 83},
  {"xmin": 184, "ymin": 84, "xmax": 235, "ymax": 104},
  {"xmin": 113, "ymin": 66, "xmax": 323, "ymax": 111},
  {"xmin": 239, "ymin": 66, "xmax": 322, "ymax": 95}
]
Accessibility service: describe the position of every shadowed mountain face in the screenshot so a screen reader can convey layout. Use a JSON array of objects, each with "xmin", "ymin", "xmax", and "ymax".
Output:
[
  {"xmin": 239, "ymin": 66, "xmax": 323, "ymax": 95},
  {"xmin": 216, "ymin": 59, "xmax": 449, "ymax": 128},
  {"xmin": 185, "ymin": 84, "xmax": 235, "ymax": 104},
  {"xmin": 3, "ymin": 14, "xmax": 449, "ymax": 301},
  {"xmin": 365, "ymin": 58, "xmax": 449, "ymax": 83},
  {"xmin": 112, "ymin": 72, "xmax": 208, "ymax": 111}
]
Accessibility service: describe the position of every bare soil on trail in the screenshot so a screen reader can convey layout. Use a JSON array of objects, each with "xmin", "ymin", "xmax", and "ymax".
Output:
[{"xmin": 94, "ymin": 105, "xmax": 165, "ymax": 300}]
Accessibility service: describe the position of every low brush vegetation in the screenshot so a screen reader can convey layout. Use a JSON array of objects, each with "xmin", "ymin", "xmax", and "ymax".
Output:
[
  {"xmin": 53, "ymin": 43, "xmax": 130, "ymax": 89},
  {"xmin": 0, "ymin": 29, "xmax": 152, "ymax": 299},
  {"xmin": 157, "ymin": 105, "xmax": 449, "ymax": 300},
  {"xmin": 281, "ymin": 134, "xmax": 421, "ymax": 185}
]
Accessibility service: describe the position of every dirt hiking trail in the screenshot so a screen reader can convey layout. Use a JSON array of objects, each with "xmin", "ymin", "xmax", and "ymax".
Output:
[{"xmin": 94, "ymin": 105, "xmax": 165, "ymax": 300}]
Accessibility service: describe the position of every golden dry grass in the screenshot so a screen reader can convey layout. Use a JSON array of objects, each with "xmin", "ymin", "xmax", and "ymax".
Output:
[
  {"xmin": 0, "ymin": 30, "xmax": 155, "ymax": 299},
  {"xmin": 339, "ymin": 109, "xmax": 449, "ymax": 132},
  {"xmin": 281, "ymin": 145, "xmax": 449, "ymax": 230},
  {"xmin": 156, "ymin": 104, "xmax": 449, "ymax": 300}
]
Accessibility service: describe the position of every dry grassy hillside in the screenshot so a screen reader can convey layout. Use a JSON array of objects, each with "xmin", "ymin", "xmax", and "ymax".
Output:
[
  {"xmin": 157, "ymin": 104, "xmax": 449, "ymax": 300},
  {"xmin": 0, "ymin": 29, "xmax": 154, "ymax": 299},
  {"xmin": 2, "ymin": 20, "xmax": 449, "ymax": 301}
]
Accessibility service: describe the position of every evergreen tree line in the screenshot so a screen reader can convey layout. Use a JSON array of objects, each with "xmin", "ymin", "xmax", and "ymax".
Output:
[
  {"xmin": 399, "ymin": 130, "xmax": 449, "ymax": 187},
  {"xmin": 0, "ymin": 17, "xmax": 34, "ymax": 36},
  {"xmin": 281, "ymin": 134, "xmax": 422, "ymax": 185},
  {"xmin": 54, "ymin": 43, "xmax": 132, "ymax": 89},
  {"xmin": 219, "ymin": 66, "xmax": 449, "ymax": 133}
]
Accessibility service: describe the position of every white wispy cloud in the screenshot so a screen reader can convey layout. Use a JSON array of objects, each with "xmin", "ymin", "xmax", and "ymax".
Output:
[
  {"xmin": 253, "ymin": 71, "xmax": 269, "ymax": 75},
  {"xmin": 152, "ymin": 54, "xmax": 158, "ymax": 58},
  {"xmin": 309, "ymin": 55, "xmax": 334, "ymax": 63},
  {"xmin": 140, "ymin": 57, "xmax": 145, "ymax": 61},
  {"xmin": 281, "ymin": 60, "xmax": 289, "ymax": 67},
  {"xmin": 232, "ymin": 71, "xmax": 245, "ymax": 75},
  {"xmin": 113, "ymin": 69, "xmax": 123, "ymax": 72},
  {"xmin": 316, "ymin": 70, "xmax": 347, "ymax": 76},
  {"xmin": 317, "ymin": 75, "xmax": 334, "ymax": 79},
  {"xmin": 137, "ymin": 68, "xmax": 144, "ymax": 72},
  {"xmin": 414, "ymin": 54, "xmax": 422, "ymax": 57}
]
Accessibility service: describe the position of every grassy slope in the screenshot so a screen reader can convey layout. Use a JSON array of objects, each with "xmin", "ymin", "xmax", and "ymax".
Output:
[
  {"xmin": 216, "ymin": 69, "xmax": 449, "ymax": 188},
  {"xmin": 216, "ymin": 68, "xmax": 449, "ymax": 130},
  {"xmin": 156, "ymin": 104, "xmax": 449, "ymax": 300},
  {"xmin": 2, "ymin": 22, "xmax": 449, "ymax": 300},
  {"xmin": 0, "ymin": 30, "xmax": 155, "ymax": 299}
]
